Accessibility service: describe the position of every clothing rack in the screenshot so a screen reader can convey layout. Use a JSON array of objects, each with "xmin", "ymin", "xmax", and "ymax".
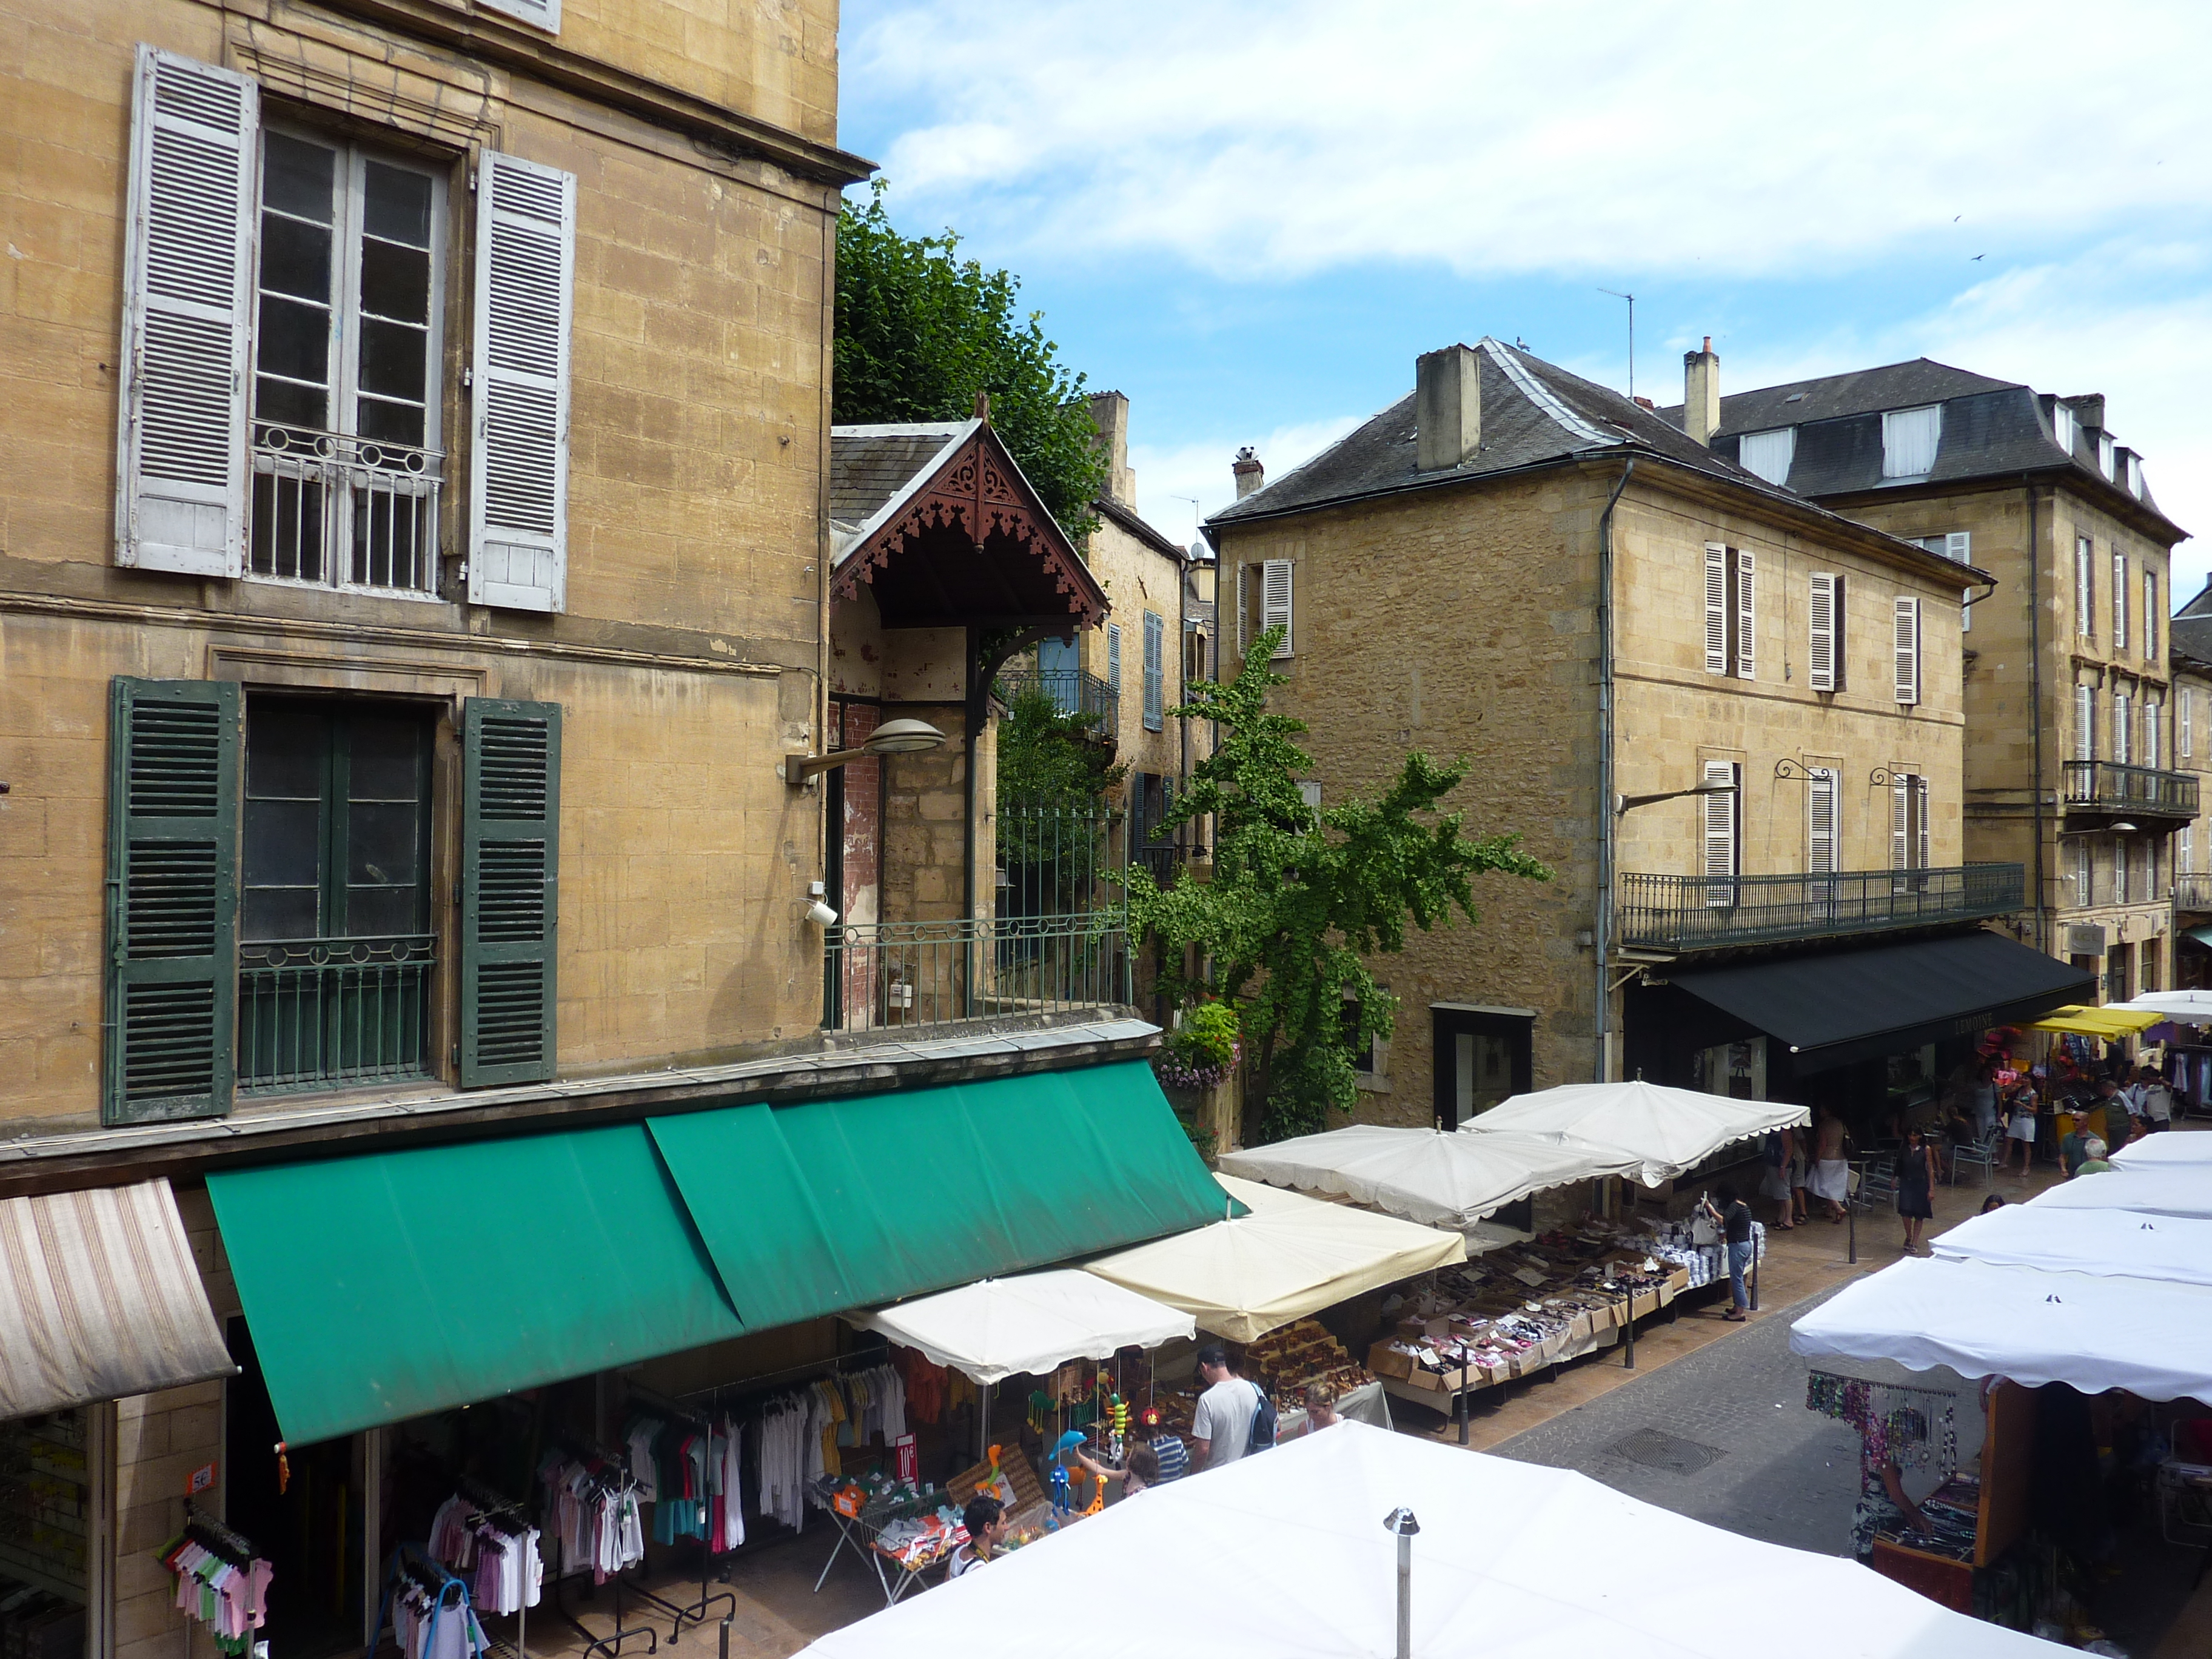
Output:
[
  {"xmin": 368, "ymin": 1544, "xmax": 482, "ymax": 1659},
  {"xmin": 618, "ymin": 1389, "xmax": 736, "ymax": 1644},
  {"xmin": 669, "ymin": 1346, "xmax": 884, "ymax": 1414},
  {"xmin": 183, "ymin": 1503, "xmax": 258, "ymax": 1564},
  {"xmin": 541, "ymin": 1438, "xmax": 656, "ymax": 1659},
  {"xmin": 454, "ymin": 1480, "xmax": 531, "ymax": 1659}
]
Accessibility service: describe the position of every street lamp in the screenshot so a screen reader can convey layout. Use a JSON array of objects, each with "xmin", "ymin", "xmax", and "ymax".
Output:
[
  {"xmin": 1615, "ymin": 780, "xmax": 1735, "ymax": 816},
  {"xmin": 777, "ymin": 718, "xmax": 946, "ymax": 785}
]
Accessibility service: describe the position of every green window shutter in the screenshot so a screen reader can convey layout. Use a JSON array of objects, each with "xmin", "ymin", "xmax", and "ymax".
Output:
[
  {"xmin": 103, "ymin": 678, "xmax": 241, "ymax": 1124},
  {"xmin": 461, "ymin": 699, "xmax": 560, "ymax": 1085}
]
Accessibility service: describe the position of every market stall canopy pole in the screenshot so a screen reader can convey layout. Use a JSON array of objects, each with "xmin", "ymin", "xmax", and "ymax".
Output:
[
  {"xmin": 1464, "ymin": 1079, "xmax": 1808, "ymax": 1187},
  {"xmin": 794, "ymin": 1421, "xmax": 2056, "ymax": 1659}
]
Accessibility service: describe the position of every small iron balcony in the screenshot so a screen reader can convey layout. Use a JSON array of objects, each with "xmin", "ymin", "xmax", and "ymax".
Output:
[
  {"xmin": 2062, "ymin": 760, "xmax": 2198, "ymax": 820},
  {"xmin": 1615, "ymin": 863, "xmax": 2026, "ymax": 953},
  {"xmin": 994, "ymin": 669, "xmax": 1119, "ymax": 728}
]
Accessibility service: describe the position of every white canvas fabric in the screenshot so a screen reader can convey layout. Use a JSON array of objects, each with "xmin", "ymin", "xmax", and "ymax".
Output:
[
  {"xmin": 1930, "ymin": 1202, "xmax": 2212, "ymax": 1289},
  {"xmin": 1084, "ymin": 1176, "xmax": 1467, "ymax": 1342},
  {"xmin": 1791, "ymin": 1256, "xmax": 2212, "ymax": 1401},
  {"xmin": 2026, "ymin": 1164, "xmax": 2212, "ymax": 1219},
  {"xmin": 2111, "ymin": 1132, "xmax": 2212, "ymax": 1168},
  {"xmin": 1218, "ymin": 1125, "xmax": 1638, "ymax": 1231},
  {"xmin": 1466, "ymin": 1079, "xmax": 1809, "ymax": 1187},
  {"xmin": 798, "ymin": 1421, "xmax": 2054, "ymax": 1659},
  {"xmin": 852, "ymin": 1271, "xmax": 1192, "ymax": 1386},
  {"xmin": 2103, "ymin": 990, "xmax": 2212, "ymax": 1020}
]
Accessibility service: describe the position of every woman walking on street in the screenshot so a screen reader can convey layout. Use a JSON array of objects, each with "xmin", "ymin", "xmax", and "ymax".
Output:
[
  {"xmin": 2003, "ymin": 1082, "xmax": 2039, "ymax": 1177},
  {"xmin": 1896, "ymin": 1126, "xmax": 1939, "ymax": 1255}
]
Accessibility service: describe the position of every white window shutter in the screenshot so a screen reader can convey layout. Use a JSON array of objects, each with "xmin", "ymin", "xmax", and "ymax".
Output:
[
  {"xmin": 470, "ymin": 151, "xmax": 575, "ymax": 613},
  {"xmin": 1734, "ymin": 548, "xmax": 1755, "ymax": 680},
  {"xmin": 1807, "ymin": 574, "xmax": 1837, "ymax": 692},
  {"xmin": 477, "ymin": 0, "xmax": 561, "ymax": 30},
  {"xmin": 1881, "ymin": 404, "xmax": 1942, "ymax": 477},
  {"xmin": 2113, "ymin": 552, "xmax": 2128, "ymax": 651},
  {"xmin": 2076, "ymin": 538, "xmax": 2093, "ymax": 638},
  {"xmin": 1945, "ymin": 531, "xmax": 1971, "ymax": 562},
  {"xmin": 2114, "ymin": 694, "xmax": 2131, "ymax": 766},
  {"xmin": 1704, "ymin": 543, "xmax": 1728, "ymax": 674},
  {"xmin": 2146, "ymin": 702, "xmax": 2162, "ymax": 769},
  {"xmin": 1107, "ymin": 623, "xmax": 1122, "ymax": 700},
  {"xmin": 1914, "ymin": 776, "xmax": 1930, "ymax": 871},
  {"xmin": 1892, "ymin": 596, "xmax": 1920, "ymax": 705},
  {"xmin": 1235, "ymin": 562, "xmax": 1250, "ymax": 655},
  {"xmin": 1261, "ymin": 558, "xmax": 1293, "ymax": 659},
  {"xmin": 1701, "ymin": 760, "xmax": 1737, "ymax": 906},
  {"xmin": 1891, "ymin": 776, "xmax": 1909, "ymax": 870},
  {"xmin": 2145, "ymin": 571, "xmax": 2159, "ymax": 657},
  {"xmin": 115, "ymin": 46, "xmax": 257, "ymax": 578},
  {"xmin": 1808, "ymin": 768, "xmax": 1837, "ymax": 876},
  {"xmin": 2183, "ymin": 689, "xmax": 2193, "ymax": 759},
  {"xmin": 2076, "ymin": 685, "xmax": 2094, "ymax": 762},
  {"xmin": 2183, "ymin": 824, "xmax": 2194, "ymax": 875}
]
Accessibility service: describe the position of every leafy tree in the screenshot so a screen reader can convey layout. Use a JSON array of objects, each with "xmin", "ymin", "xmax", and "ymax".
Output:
[
  {"xmin": 994, "ymin": 686, "xmax": 1126, "ymax": 912},
  {"xmin": 1124, "ymin": 628, "xmax": 1552, "ymax": 1142},
  {"xmin": 836, "ymin": 182, "xmax": 1107, "ymax": 533}
]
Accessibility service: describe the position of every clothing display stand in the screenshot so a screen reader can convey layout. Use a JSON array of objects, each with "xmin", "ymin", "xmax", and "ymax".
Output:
[
  {"xmin": 616, "ymin": 1389, "xmax": 736, "ymax": 1646},
  {"xmin": 368, "ymin": 1544, "xmax": 484, "ymax": 1659},
  {"xmin": 455, "ymin": 1478, "xmax": 532, "ymax": 1659},
  {"xmin": 548, "ymin": 1441, "xmax": 656, "ymax": 1659}
]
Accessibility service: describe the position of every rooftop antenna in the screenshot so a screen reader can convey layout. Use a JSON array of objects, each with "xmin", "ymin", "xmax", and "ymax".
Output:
[
  {"xmin": 1598, "ymin": 287, "xmax": 1635, "ymax": 398},
  {"xmin": 1166, "ymin": 493, "xmax": 1201, "ymax": 537}
]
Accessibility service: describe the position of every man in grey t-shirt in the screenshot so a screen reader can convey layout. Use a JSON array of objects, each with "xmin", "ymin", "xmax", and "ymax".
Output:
[{"xmin": 1188, "ymin": 1345, "xmax": 1259, "ymax": 1470}]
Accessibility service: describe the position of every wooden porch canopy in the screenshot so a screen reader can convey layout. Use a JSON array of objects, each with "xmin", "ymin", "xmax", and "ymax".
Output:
[{"xmin": 830, "ymin": 417, "xmax": 1107, "ymax": 632}]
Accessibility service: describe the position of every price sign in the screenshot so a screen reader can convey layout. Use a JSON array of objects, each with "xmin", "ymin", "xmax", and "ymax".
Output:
[
  {"xmin": 895, "ymin": 1434, "xmax": 917, "ymax": 1486},
  {"xmin": 187, "ymin": 1462, "xmax": 216, "ymax": 1496}
]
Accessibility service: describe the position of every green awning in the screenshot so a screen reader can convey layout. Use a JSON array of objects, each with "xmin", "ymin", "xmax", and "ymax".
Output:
[
  {"xmin": 2185, "ymin": 925, "xmax": 2212, "ymax": 948},
  {"xmin": 649, "ymin": 1061, "xmax": 1230, "ymax": 1329},
  {"xmin": 206, "ymin": 1124, "xmax": 743, "ymax": 1447}
]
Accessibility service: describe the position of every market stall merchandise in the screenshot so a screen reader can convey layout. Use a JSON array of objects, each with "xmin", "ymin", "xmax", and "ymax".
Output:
[
  {"xmin": 794, "ymin": 1421, "xmax": 2056, "ymax": 1659},
  {"xmin": 2023, "ymin": 1164, "xmax": 2212, "ymax": 1219},
  {"xmin": 1082, "ymin": 1175, "xmax": 1466, "ymax": 1342},
  {"xmin": 1465, "ymin": 1079, "xmax": 1808, "ymax": 1186},
  {"xmin": 2111, "ymin": 1131, "xmax": 2212, "ymax": 1167},
  {"xmin": 1217, "ymin": 1125, "xmax": 1640, "ymax": 1230},
  {"xmin": 1930, "ymin": 1203, "xmax": 2212, "ymax": 1289}
]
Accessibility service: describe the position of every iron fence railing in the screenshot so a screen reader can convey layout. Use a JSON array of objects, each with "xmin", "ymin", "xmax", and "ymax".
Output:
[
  {"xmin": 2175, "ymin": 873, "xmax": 2212, "ymax": 914},
  {"xmin": 1615, "ymin": 863, "xmax": 2025, "ymax": 952},
  {"xmin": 238, "ymin": 933, "xmax": 435, "ymax": 1093},
  {"xmin": 823, "ymin": 911, "xmax": 1129, "ymax": 1033},
  {"xmin": 249, "ymin": 421, "xmax": 443, "ymax": 597},
  {"xmin": 2062, "ymin": 759, "xmax": 2199, "ymax": 817},
  {"xmin": 997, "ymin": 797, "xmax": 1118, "ymax": 918},
  {"xmin": 994, "ymin": 669, "xmax": 1118, "ymax": 726}
]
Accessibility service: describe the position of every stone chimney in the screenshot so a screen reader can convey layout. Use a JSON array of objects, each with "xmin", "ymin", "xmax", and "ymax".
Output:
[
  {"xmin": 1683, "ymin": 337, "xmax": 1720, "ymax": 447},
  {"xmin": 1087, "ymin": 389, "xmax": 1135, "ymax": 507},
  {"xmin": 1415, "ymin": 344, "xmax": 1480, "ymax": 472},
  {"xmin": 1232, "ymin": 446, "xmax": 1265, "ymax": 500}
]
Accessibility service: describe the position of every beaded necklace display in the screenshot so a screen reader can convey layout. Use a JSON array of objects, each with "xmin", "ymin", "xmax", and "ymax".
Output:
[{"xmin": 1805, "ymin": 1370, "xmax": 1958, "ymax": 1474}]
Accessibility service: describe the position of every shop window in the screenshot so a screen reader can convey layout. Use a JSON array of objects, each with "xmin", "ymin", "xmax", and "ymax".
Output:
[
  {"xmin": 1342, "ymin": 989, "xmax": 1388, "ymax": 1089},
  {"xmin": 1694, "ymin": 1037, "xmax": 1767, "ymax": 1101},
  {"xmin": 1431, "ymin": 1005, "xmax": 1532, "ymax": 1130},
  {"xmin": 0, "ymin": 1412, "xmax": 92, "ymax": 1657}
]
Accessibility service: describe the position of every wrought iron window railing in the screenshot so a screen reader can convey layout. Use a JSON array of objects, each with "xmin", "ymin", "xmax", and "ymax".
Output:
[
  {"xmin": 2175, "ymin": 873, "xmax": 2212, "ymax": 914},
  {"xmin": 823, "ymin": 912, "xmax": 1129, "ymax": 1033},
  {"xmin": 249, "ymin": 422, "xmax": 443, "ymax": 598},
  {"xmin": 1614, "ymin": 863, "xmax": 2025, "ymax": 953},
  {"xmin": 2062, "ymin": 759, "xmax": 2199, "ymax": 817},
  {"xmin": 993, "ymin": 669, "xmax": 1119, "ymax": 726},
  {"xmin": 238, "ymin": 934, "xmax": 435, "ymax": 1093}
]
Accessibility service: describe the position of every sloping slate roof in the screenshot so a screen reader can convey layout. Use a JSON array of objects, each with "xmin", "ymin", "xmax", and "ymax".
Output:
[
  {"xmin": 1212, "ymin": 339, "xmax": 1778, "ymax": 526},
  {"xmin": 2171, "ymin": 614, "xmax": 2212, "ymax": 666},
  {"xmin": 1094, "ymin": 494, "xmax": 1189, "ymax": 561},
  {"xmin": 829, "ymin": 424, "xmax": 965, "ymax": 537},
  {"xmin": 1669, "ymin": 358, "xmax": 2019, "ymax": 437},
  {"xmin": 1717, "ymin": 386, "xmax": 2086, "ymax": 498}
]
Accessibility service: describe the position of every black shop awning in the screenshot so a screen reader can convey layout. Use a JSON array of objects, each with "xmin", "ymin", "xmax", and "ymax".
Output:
[{"xmin": 1669, "ymin": 931, "xmax": 2095, "ymax": 1073}]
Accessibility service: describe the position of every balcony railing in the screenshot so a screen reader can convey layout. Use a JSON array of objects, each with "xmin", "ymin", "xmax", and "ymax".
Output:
[
  {"xmin": 2062, "ymin": 759, "xmax": 2199, "ymax": 819},
  {"xmin": 250, "ymin": 422, "xmax": 443, "ymax": 598},
  {"xmin": 994, "ymin": 669, "xmax": 1119, "ymax": 726},
  {"xmin": 1615, "ymin": 863, "xmax": 2025, "ymax": 953},
  {"xmin": 238, "ymin": 934, "xmax": 436, "ymax": 1093},
  {"xmin": 823, "ymin": 911, "xmax": 1129, "ymax": 1033},
  {"xmin": 2176, "ymin": 873, "xmax": 2212, "ymax": 914}
]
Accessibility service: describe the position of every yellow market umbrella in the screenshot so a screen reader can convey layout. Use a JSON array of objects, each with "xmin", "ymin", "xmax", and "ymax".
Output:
[{"xmin": 2028, "ymin": 1004, "xmax": 2164, "ymax": 1039}]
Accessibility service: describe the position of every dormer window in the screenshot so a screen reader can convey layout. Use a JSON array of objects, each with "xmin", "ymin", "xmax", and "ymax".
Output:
[
  {"xmin": 1737, "ymin": 427, "xmax": 1795, "ymax": 487},
  {"xmin": 2052, "ymin": 400, "xmax": 2079, "ymax": 458},
  {"xmin": 1881, "ymin": 405, "xmax": 1942, "ymax": 479},
  {"xmin": 2099, "ymin": 432, "xmax": 2116, "ymax": 480}
]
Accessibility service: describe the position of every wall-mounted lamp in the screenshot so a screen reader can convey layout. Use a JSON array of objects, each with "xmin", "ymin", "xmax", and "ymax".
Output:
[
  {"xmin": 2112, "ymin": 821, "xmax": 2139, "ymax": 835},
  {"xmin": 777, "ymin": 717, "xmax": 946, "ymax": 785},
  {"xmin": 1615, "ymin": 780, "xmax": 1735, "ymax": 817},
  {"xmin": 806, "ymin": 899, "xmax": 840, "ymax": 926}
]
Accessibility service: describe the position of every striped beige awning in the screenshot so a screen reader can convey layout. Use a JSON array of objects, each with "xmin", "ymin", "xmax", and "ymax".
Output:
[{"xmin": 0, "ymin": 1178, "xmax": 233, "ymax": 1419}]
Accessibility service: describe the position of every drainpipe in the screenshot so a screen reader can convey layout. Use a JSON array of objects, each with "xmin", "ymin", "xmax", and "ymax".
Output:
[
  {"xmin": 963, "ymin": 625, "xmax": 982, "ymax": 1016},
  {"xmin": 2027, "ymin": 480, "xmax": 2046, "ymax": 953},
  {"xmin": 1594, "ymin": 457, "xmax": 1636, "ymax": 1082}
]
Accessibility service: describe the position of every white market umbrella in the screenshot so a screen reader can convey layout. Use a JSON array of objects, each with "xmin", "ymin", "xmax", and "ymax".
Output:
[
  {"xmin": 2026, "ymin": 1164, "xmax": 2212, "ymax": 1221},
  {"xmin": 1218, "ymin": 1124, "xmax": 1638, "ymax": 1231},
  {"xmin": 1931, "ymin": 1202, "xmax": 2212, "ymax": 1289},
  {"xmin": 852, "ymin": 1269, "xmax": 1193, "ymax": 1386},
  {"xmin": 1466, "ymin": 1079, "xmax": 1809, "ymax": 1186},
  {"xmin": 2103, "ymin": 990, "xmax": 2212, "ymax": 1021},
  {"xmin": 1791, "ymin": 1255, "xmax": 2212, "ymax": 1402},
  {"xmin": 797, "ymin": 1420, "xmax": 2054, "ymax": 1659},
  {"xmin": 2112, "ymin": 1131, "xmax": 2212, "ymax": 1168},
  {"xmin": 1084, "ymin": 1175, "xmax": 1467, "ymax": 1342}
]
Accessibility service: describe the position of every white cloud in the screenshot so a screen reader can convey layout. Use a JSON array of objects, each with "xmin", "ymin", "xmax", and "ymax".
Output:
[
  {"xmin": 1131, "ymin": 414, "xmax": 1368, "ymax": 534},
  {"xmin": 849, "ymin": 1, "xmax": 2212, "ymax": 281}
]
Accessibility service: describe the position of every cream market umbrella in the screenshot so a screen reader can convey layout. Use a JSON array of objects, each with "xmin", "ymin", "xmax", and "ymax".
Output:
[
  {"xmin": 1218, "ymin": 1125, "xmax": 1638, "ymax": 1230},
  {"xmin": 1084, "ymin": 1175, "xmax": 1467, "ymax": 1342},
  {"xmin": 1465, "ymin": 1079, "xmax": 1809, "ymax": 1187},
  {"xmin": 852, "ymin": 1270, "xmax": 1193, "ymax": 1386}
]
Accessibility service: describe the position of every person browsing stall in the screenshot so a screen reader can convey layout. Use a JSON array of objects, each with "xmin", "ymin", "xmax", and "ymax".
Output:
[
  {"xmin": 1700, "ymin": 1184, "xmax": 1756, "ymax": 1321},
  {"xmin": 2074, "ymin": 1136, "xmax": 2117, "ymax": 1176},
  {"xmin": 1188, "ymin": 1345, "xmax": 1261, "ymax": 1470},
  {"xmin": 1070, "ymin": 1441, "xmax": 1161, "ymax": 1502},
  {"xmin": 947, "ymin": 1495, "xmax": 1008, "ymax": 1578}
]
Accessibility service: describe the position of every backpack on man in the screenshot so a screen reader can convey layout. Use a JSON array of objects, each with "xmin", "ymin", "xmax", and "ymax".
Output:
[{"xmin": 1246, "ymin": 1380, "xmax": 1278, "ymax": 1454}]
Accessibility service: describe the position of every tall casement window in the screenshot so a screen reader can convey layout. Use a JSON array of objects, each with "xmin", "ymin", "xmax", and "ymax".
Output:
[
  {"xmin": 2114, "ymin": 836, "xmax": 2131, "ymax": 905},
  {"xmin": 1106, "ymin": 623, "xmax": 1123, "ymax": 705},
  {"xmin": 2184, "ymin": 688, "xmax": 2195, "ymax": 760},
  {"xmin": 2076, "ymin": 685, "xmax": 2096, "ymax": 762},
  {"xmin": 1236, "ymin": 559, "xmax": 1294, "ymax": 659},
  {"xmin": 1892, "ymin": 596, "xmax": 1922, "ymax": 705},
  {"xmin": 102, "ymin": 678, "xmax": 561, "ymax": 1123},
  {"xmin": 1890, "ymin": 773, "xmax": 1931, "ymax": 873},
  {"xmin": 2145, "ymin": 700, "xmax": 2163, "ymax": 770},
  {"xmin": 1806, "ymin": 766, "xmax": 1838, "ymax": 876},
  {"xmin": 2075, "ymin": 536, "xmax": 2095, "ymax": 639},
  {"xmin": 2145, "ymin": 569, "xmax": 2160, "ymax": 660},
  {"xmin": 1808, "ymin": 573, "xmax": 1844, "ymax": 692},
  {"xmin": 1142, "ymin": 609, "xmax": 1165, "ymax": 732},
  {"xmin": 2114, "ymin": 692, "xmax": 2133, "ymax": 766},
  {"xmin": 1704, "ymin": 544, "xmax": 1755, "ymax": 679},
  {"xmin": 251, "ymin": 129, "xmax": 445, "ymax": 595},
  {"xmin": 115, "ymin": 45, "xmax": 574, "ymax": 610},
  {"xmin": 2073, "ymin": 837, "xmax": 2094, "ymax": 907},
  {"xmin": 2113, "ymin": 551, "xmax": 2130, "ymax": 651},
  {"xmin": 2182, "ymin": 822, "xmax": 2195, "ymax": 877},
  {"xmin": 1701, "ymin": 758, "xmax": 1740, "ymax": 906}
]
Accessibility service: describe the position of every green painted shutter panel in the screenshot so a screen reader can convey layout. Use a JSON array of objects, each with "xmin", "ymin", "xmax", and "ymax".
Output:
[
  {"xmin": 103, "ymin": 677, "xmax": 240, "ymax": 1124},
  {"xmin": 461, "ymin": 699, "xmax": 560, "ymax": 1085}
]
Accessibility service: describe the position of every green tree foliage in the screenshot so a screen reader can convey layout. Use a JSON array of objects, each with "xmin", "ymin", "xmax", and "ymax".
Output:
[
  {"xmin": 835, "ymin": 183, "xmax": 1107, "ymax": 532},
  {"xmin": 994, "ymin": 686, "xmax": 1126, "ymax": 911},
  {"xmin": 1125, "ymin": 628, "xmax": 1552, "ymax": 1142}
]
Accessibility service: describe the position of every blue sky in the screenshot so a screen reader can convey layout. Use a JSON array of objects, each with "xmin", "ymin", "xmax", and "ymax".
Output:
[{"xmin": 838, "ymin": 1, "xmax": 2212, "ymax": 596}]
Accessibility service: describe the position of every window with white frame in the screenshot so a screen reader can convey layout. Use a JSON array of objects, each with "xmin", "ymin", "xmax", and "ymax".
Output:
[
  {"xmin": 2115, "ymin": 835, "xmax": 2131, "ymax": 905},
  {"xmin": 2053, "ymin": 400, "xmax": 2079, "ymax": 458},
  {"xmin": 1889, "ymin": 773, "xmax": 1930, "ymax": 871},
  {"xmin": 1806, "ymin": 766, "xmax": 1838, "ymax": 876},
  {"xmin": 1737, "ymin": 428, "xmax": 1795, "ymax": 487},
  {"xmin": 2183, "ymin": 822, "xmax": 2195, "ymax": 876},
  {"xmin": 2114, "ymin": 551, "xmax": 2130, "ymax": 651},
  {"xmin": 2075, "ymin": 535, "xmax": 2094, "ymax": 638},
  {"xmin": 1892, "ymin": 596, "xmax": 1921, "ymax": 705},
  {"xmin": 2145, "ymin": 700, "xmax": 2162, "ymax": 769},
  {"xmin": 2076, "ymin": 684, "xmax": 2096, "ymax": 762},
  {"xmin": 1881, "ymin": 405, "xmax": 1943, "ymax": 478},
  {"xmin": 2073, "ymin": 837, "xmax": 2093, "ymax": 906},
  {"xmin": 2114, "ymin": 691, "xmax": 2132, "ymax": 766},
  {"xmin": 2145, "ymin": 569, "xmax": 2160, "ymax": 659},
  {"xmin": 1808, "ymin": 573, "xmax": 1844, "ymax": 691},
  {"xmin": 2184, "ymin": 688, "xmax": 2194, "ymax": 760},
  {"xmin": 2099, "ymin": 432, "xmax": 2116, "ymax": 480},
  {"xmin": 1704, "ymin": 545, "xmax": 1755, "ymax": 679},
  {"xmin": 1702, "ymin": 759, "xmax": 1740, "ymax": 905}
]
